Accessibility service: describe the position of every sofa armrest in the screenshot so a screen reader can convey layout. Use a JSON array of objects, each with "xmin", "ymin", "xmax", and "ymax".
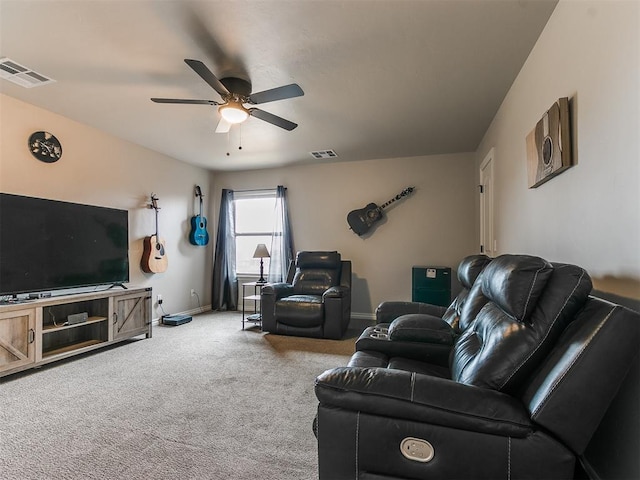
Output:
[
  {"xmin": 323, "ymin": 286, "xmax": 351, "ymax": 339},
  {"xmin": 323, "ymin": 285, "xmax": 349, "ymax": 299},
  {"xmin": 388, "ymin": 314, "xmax": 456, "ymax": 345},
  {"xmin": 315, "ymin": 367, "xmax": 532, "ymax": 437},
  {"xmin": 261, "ymin": 283, "xmax": 294, "ymax": 332},
  {"xmin": 376, "ymin": 301, "xmax": 448, "ymax": 324},
  {"xmin": 261, "ymin": 282, "xmax": 294, "ymax": 300}
]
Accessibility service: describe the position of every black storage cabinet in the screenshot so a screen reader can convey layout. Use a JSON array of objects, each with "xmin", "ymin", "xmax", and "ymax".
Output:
[{"xmin": 412, "ymin": 266, "xmax": 451, "ymax": 307}]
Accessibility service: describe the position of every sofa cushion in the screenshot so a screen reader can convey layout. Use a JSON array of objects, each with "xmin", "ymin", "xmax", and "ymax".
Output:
[
  {"xmin": 275, "ymin": 295, "xmax": 324, "ymax": 327},
  {"xmin": 292, "ymin": 251, "xmax": 341, "ymax": 296},
  {"xmin": 388, "ymin": 314, "xmax": 456, "ymax": 345},
  {"xmin": 387, "ymin": 357, "xmax": 450, "ymax": 378},
  {"xmin": 451, "ymin": 259, "xmax": 592, "ymax": 393},
  {"xmin": 296, "ymin": 250, "xmax": 341, "ymax": 269},
  {"xmin": 456, "ymin": 274, "xmax": 491, "ymax": 332},
  {"xmin": 458, "ymin": 254, "xmax": 492, "ymax": 289},
  {"xmin": 293, "ymin": 269, "xmax": 339, "ymax": 295},
  {"xmin": 481, "ymin": 254, "xmax": 554, "ymax": 322},
  {"xmin": 440, "ymin": 255, "xmax": 492, "ymax": 332}
]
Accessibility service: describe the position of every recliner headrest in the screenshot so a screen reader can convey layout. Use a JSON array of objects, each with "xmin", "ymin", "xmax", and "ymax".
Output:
[
  {"xmin": 457, "ymin": 254, "xmax": 492, "ymax": 289},
  {"xmin": 293, "ymin": 251, "xmax": 342, "ymax": 295},
  {"xmin": 296, "ymin": 251, "xmax": 341, "ymax": 269},
  {"xmin": 481, "ymin": 254, "xmax": 553, "ymax": 322},
  {"xmin": 452, "ymin": 257, "xmax": 592, "ymax": 394}
]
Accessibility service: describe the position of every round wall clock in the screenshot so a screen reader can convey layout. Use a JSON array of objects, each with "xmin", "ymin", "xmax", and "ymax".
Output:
[{"xmin": 28, "ymin": 131, "xmax": 62, "ymax": 163}]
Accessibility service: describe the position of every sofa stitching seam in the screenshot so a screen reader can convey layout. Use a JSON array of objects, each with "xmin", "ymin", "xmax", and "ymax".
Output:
[
  {"xmin": 520, "ymin": 265, "xmax": 544, "ymax": 321},
  {"xmin": 410, "ymin": 372, "xmax": 416, "ymax": 402},
  {"xmin": 355, "ymin": 411, "xmax": 360, "ymax": 479},
  {"xmin": 319, "ymin": 381, "xmax": 531, "ymax": 430},
  {"xmin": 508, "ymin": 437, "xmax": 511, "ymax": 480}
]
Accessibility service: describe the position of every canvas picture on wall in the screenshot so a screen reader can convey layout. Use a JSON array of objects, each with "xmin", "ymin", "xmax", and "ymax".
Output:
[{"xmin": 526, "ymin": 97, "xmax": 573, "ymax": 188}]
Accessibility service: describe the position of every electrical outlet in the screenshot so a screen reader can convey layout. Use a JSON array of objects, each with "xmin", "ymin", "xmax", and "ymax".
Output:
[
  {"xmin": 157, "ymin": 294, "xmax": 163, "ymax": 304},
  {"xmin": 190, "ymin": 289, "xmax": 196, "ymax": 297}
]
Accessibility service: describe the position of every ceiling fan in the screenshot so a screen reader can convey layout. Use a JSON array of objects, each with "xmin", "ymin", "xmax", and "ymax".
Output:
[{"xmin": 151, "ymin": 59, "xmax": 303, "ymax": 133}]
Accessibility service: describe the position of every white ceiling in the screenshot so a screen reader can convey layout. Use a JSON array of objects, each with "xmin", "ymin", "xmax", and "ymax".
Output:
[{"xmin": 0, "ymin": 0, "xmax": 557, "ymax": 172}]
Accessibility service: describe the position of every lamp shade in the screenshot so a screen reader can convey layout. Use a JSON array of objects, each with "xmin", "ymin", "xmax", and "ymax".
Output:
[
  {"xmin": 253, "ymin": 244, "xmax": 270, "ymax": 258},
  {"xmin": 219, "ymin": 103, "xmax": 249, "ymax": 124}
]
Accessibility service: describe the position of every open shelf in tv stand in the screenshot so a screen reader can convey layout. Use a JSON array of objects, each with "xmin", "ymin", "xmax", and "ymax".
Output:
[{"xmin": 0, "ymin": 287, "xmax": 152, "ymax": 377}]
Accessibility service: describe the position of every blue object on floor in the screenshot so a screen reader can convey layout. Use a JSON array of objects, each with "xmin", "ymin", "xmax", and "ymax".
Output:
[{"xmin": 162, "ymin": 314, "xmax": 192, "ymax": 326}]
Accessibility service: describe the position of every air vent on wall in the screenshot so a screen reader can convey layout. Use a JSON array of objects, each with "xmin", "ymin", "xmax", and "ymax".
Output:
[
  {"xmin": 0, "ymin": 57, "xmax": 55, "ymax": 88},
  {"xmin": 310, "ymin": 150, "xmax": 338, "ymax": 159}
]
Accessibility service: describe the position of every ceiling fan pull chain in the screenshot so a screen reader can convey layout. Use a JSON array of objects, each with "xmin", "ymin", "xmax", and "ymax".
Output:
[
  {"xmin": 226, "ymin": 130, "xmax": 231, "ymax": 156},
  {"xmin": 239, "ymin": 124, "xmax": 243, "ymax": 151}
]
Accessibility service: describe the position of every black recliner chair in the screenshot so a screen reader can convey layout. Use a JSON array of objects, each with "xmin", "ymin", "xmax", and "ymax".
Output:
[
  {"xmin": 261, "ymin": 251, "xmax": 351, "ymax": 339},
  {"xmin": 313, "ymin": 254, "xmax": 631, "ymax": 480}
]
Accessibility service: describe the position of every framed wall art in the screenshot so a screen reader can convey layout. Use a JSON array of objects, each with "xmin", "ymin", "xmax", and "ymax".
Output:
[{"xmin": 526, "ymin": 97, "xmax": 573, "ymax": 188}]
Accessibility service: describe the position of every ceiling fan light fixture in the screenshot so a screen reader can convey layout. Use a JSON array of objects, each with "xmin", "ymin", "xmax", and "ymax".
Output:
[{"xmin": 219, "ymin": 103, "xmax": 249, "ymax": 124}]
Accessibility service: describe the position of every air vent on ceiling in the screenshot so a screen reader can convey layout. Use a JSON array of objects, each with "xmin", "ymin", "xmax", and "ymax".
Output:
[
  {"xmin": 0, "ymin": 57, "xmax": 55, "ymax": 88},
  {"xmin": 310, "ymin": 150, "xmax": 338, "ymax": 159}
]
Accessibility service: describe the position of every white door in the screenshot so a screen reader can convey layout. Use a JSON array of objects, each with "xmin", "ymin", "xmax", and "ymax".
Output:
[{"xmin": 479, "ymin": 149, "xmax": 495, "ymax": 256}]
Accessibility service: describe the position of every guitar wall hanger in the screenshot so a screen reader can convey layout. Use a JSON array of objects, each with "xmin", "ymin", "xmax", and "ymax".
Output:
[{"xmin": 347, "ymin": 187, "xmax": 415, "ymax": 236}]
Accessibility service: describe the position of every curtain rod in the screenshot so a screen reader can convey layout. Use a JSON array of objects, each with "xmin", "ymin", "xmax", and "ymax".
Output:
[{"xmin": 233, "ymin": 187, "xmax": 285, "ymax": 193}]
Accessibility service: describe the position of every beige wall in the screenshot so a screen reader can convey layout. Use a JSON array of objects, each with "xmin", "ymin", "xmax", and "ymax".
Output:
[
  {"xmin": 0, "ymin": 94, "xmax": 214, "ymax": 318},
  {"xmin": 3, "ymin": 0, "xmax": 637, "ymax": 322},
  {"xmin": 212, "ymin": 153, "xmax": 477, "ymax": 316},
  {"xmin": 475, "ymin": 0, "xmax": 640, "ymax": 299}
]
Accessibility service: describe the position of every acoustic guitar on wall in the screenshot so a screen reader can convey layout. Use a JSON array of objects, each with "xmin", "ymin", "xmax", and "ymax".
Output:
[
  {"xmin": 141, "ymin": 194, "xmax": 168, "ymax": 273},
  {"xmin": 347, "ymin": 187, "xmax": 415, "ymax": 236},
  {"xmin": 189, "ymin": 185, "xmax": 209, "ymax": 246}
]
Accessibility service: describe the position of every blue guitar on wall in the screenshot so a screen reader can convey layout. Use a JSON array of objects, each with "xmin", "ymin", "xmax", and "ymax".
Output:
[{"xmin": 189, "ymin": 185, "xmax": 209, "ymax": 246}]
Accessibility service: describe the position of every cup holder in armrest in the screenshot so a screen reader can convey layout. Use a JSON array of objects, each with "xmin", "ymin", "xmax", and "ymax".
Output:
[
  {"xmin": 373, "ymin": 326, "xmax": 389, "ymax": 335},
  {"xmin": 369, "ymin": 331, "xmax": 389, "ymax": 339}
]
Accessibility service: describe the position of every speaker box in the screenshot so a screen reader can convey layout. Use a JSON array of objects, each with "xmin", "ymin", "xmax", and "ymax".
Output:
[{"xmin": 412, "ymin": 266, "xmax": 451, "ymax": 307}]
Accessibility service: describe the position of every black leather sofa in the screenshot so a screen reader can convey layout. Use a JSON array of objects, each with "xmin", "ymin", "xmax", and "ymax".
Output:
[
  {"xmin": 356, "ymin": 254, "xmax": 492, "ymax": 367},
  {"xmin": 314, "ymin": 254, "xmax": 640, "ymax": 480}
]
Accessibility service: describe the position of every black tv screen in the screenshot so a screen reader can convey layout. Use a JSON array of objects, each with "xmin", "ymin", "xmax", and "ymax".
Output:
[{"xmin": 0, "ymin": 193, "xmax": 130, "ymax": 296}]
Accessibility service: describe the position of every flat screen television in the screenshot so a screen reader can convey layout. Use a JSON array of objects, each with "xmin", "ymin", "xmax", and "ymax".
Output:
[{"xmin": 0, "ymin": 193, "xmax": 130, "ymax": 297}]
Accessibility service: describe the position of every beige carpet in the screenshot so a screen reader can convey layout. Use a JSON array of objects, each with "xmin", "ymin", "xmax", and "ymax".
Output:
[{"xmin": 0, "ymin": 312, "xmax": 361, "ymax": 480}]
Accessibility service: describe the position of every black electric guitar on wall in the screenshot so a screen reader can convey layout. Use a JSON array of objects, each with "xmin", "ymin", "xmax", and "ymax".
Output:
[
  {"xmin": 347, "ymin": 187, "xmax": 415, "ymax": 236},
  {"xmin": 189, "ymin": 186, "xmax": 209, "ymax": 246},
  {"xmin": 141, "ymin": 194, "xmax": 168, "ymax": 273}
]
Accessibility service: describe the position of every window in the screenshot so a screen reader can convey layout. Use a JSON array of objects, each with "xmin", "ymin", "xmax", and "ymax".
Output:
[{"xmin": 234, "ymin": 190, "xmax": 277, "ymax": 275}]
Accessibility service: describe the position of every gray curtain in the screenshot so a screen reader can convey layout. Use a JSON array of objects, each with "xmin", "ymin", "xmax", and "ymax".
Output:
[
  {"xmin": 212, "ymin": 189, "xmax": 238, "ymax": 310},
  {"xmin": 268, "ymin": 186, "xmax": 294, "ymax": 283}
]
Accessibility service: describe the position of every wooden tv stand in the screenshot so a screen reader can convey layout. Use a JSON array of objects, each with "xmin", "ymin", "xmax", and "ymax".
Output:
[{"xmin": 0, "ymin": 287, "xmax": 151, "ymax": 378}]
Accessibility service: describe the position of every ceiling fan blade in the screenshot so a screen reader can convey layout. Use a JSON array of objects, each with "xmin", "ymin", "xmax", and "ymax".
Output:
[
  {"xmin": 151, "ymin": 98, "xmax": 219, "ymax": 105},
  {"xmin": 184, "ymin": 59, "xmax": 230, "ymax": 97},
  {"xmin": 248, "ymin": 84, "xmax": 304, "ymax": 104},
  {"xmin": 249, "ymin": 108, "xmax": 298, "ymax": 131},
  {"xmin": 215, "ymin": 117, "xmax": 231, "ymax": 134}
]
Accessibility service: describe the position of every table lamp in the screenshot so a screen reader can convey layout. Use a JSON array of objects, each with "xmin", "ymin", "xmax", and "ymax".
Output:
[{"xmin": 253, "ymin": 243, "xmax": 270, "ymax": 283}]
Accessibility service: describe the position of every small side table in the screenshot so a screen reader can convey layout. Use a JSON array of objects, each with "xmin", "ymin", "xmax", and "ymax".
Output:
[{"xmin": 242, "ymin": 281, "xmax": 265, "ymax": 330}]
